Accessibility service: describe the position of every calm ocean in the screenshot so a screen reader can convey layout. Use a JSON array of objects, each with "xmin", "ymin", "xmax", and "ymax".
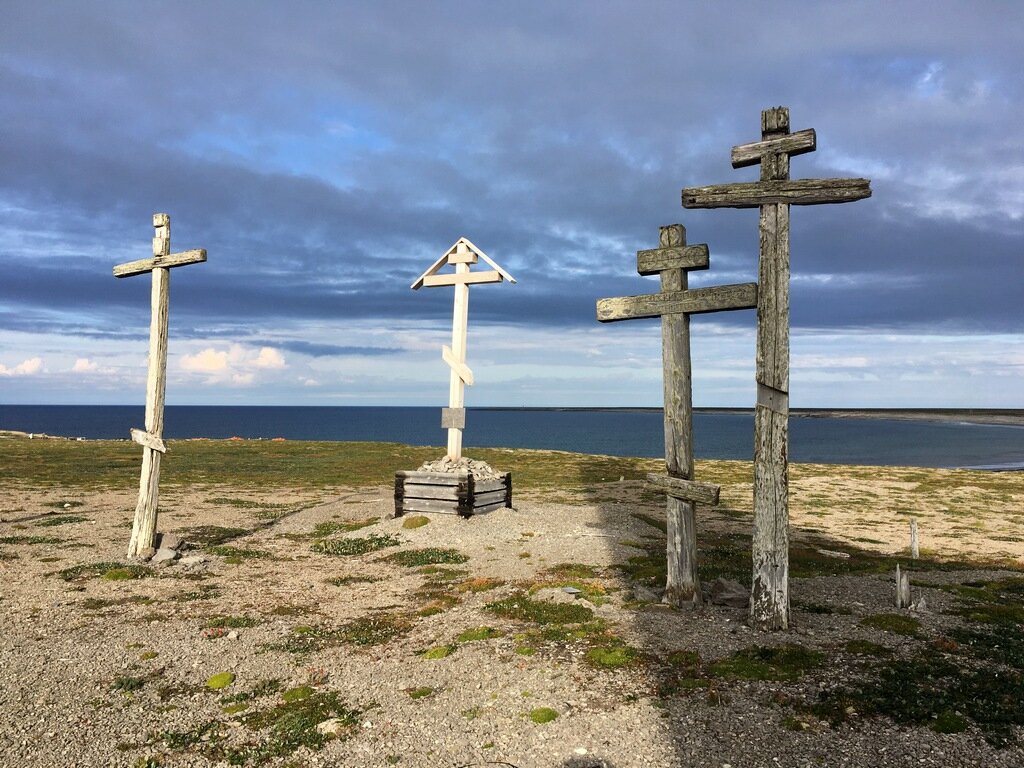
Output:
[{"xmin": 2, "ymin": 405, "xmax": 1023, "ymax": 470}]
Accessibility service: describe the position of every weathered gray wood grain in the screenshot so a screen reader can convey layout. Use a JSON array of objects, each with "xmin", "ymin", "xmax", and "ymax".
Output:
[
  {"xmin": 596, "ymin": 282, "xmax": 757, "ymax": 322},
  {"xmin": 731, "ymin": 128, "xmax": 816, "ymax": 168},
  {"xmin": 113, "ymin": 248, "xmax": 207, "ymax": 278},
  {"xmin": 636, "ymin": 244, "xmax": 709, "ymax": 276},
  {"xmin": 646, "ymin": 473, "xmax": 721, "ymax": 506},
  {"xmin": 681, "ymin": 178, "xmax": 870, "ymax": 209}
]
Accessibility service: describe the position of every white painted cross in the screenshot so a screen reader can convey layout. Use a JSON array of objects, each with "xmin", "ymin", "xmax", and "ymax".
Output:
[
  {"xmin": 412, "ymin": 237, "xmax": 515, "ymax": 460},
  {"xmin": 113, "ymin": 213, "xmax": 206, "ymax": 558}
]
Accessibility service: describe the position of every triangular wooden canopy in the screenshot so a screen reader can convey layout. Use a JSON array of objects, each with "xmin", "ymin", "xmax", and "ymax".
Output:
[{"xmin": 411, "ymin": 236, "xmax": 516, "ymax": 290}]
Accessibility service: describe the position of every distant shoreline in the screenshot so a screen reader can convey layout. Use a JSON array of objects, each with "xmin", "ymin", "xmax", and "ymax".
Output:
[{"xmin": 478, "ymin": 407, "xmax": 1024, "ymax": 427}]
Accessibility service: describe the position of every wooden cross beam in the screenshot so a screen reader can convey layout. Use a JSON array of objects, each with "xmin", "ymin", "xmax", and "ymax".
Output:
[
  {"xmin": 682, "ymin": 106, "xmax": 871, "ymax": 630},
  {"xmin": 113, "ymin": 213, "xmax": 207, "ymax": 558},
  {"xmin": 412, "ymin": 237, "xmax": 515, "ymax": 460},
  {"xmin": 597, "ymin": 224, "xmax": 755, "ymax": 607}
]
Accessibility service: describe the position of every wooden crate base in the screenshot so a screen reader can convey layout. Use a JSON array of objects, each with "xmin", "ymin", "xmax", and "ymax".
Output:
[{"xmin": 394, "ymin": 470, "xmax": 512, "ymax": 517}]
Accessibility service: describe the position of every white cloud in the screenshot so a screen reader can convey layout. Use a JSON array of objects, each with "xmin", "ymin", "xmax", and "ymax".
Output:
[
  {"xmin": 254, "ymin": 347, "xmax": 286, "ymax": 369},
  {"xmin": 72, "ymin": 358, "xmax": 99, "ymax": 372},
  {"xmin": 179, "ymin": 345, "xmax": 286, "ymax": 386},
  {"xmin": 0, "ymin": 357, "xmax": 43, "ymax": 376}
]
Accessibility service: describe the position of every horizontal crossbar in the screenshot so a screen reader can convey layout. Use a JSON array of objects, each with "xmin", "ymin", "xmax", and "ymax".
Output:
[
  {"xmin": 731, "ymin": 128, "xmax": 816, "ymax": 169},
  {"xmin": 636, "ymin": 244, "xmax": 709, "ymax": 276},
  {"xmin": 646, "ymin": 473, "xmax": 720, "ymax": 505},
  {"xmin": 682, "ymin": 178, "xmax": 871, "ymax": 209},
  {"xmin": 597, "ymin": 283, "xmax": 757, "ymax": 323},
  {"xmin": 113, "ymin": 249, "xmax": 207, "ymax": 278}
]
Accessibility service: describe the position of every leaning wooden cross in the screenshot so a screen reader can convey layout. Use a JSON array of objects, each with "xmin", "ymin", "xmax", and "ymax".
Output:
[
  {"xmin": 683, "ymin": 106, "xmax": 871, "ymax": 629},
  {"xmin": 411, "ymin": 237, "xmax": 515, "ymax": 460},
  {"xmin": 597, "ymin": 224, "xmax": 756, "ymax": 606},
  {"xmin": 114, "ymin": 214, "xmax": 206, "ymax": 558}
]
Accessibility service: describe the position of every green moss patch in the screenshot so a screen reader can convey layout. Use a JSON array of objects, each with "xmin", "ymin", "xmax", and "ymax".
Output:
[
  {"xmin": 422, "ymin": 645, "xmax": 456, "ymax": 660},
  {"xmin": 56, "ymin": 561, "xmax": 151, "ymax": 582},
  {"xmin": 35, "ymin": 514, "xmax": 89, "ymax": 527},
  {"xmin": 206, "ymin": 672, "xmax": 236, "ymax": 690},
  {"xmin": 542, "ymin": 562, "xmax": 599, "ymax": 580},
  {"xmin": 860, "ymin": 613, "xmax": 921, "ymax": 636},
  {"xmin": 709, "ymin": 644, "xmax": 823, "ymax": 681},
  {"xmin": 312, "ymin": 518, "xmax": 377, "ymax": 538},
  {"xmin": 456, "ymin": 626, "xmax": 503, "ymax": 643},
  {"xmin": 274, "ymin": 613, "xmax": 413, "ymax": 654},
  {"xmin": 486, "ymin": 593, "xmax": 594, "ymax": 625},
  {"xmin": 406, "ymin": 686, "xmax": 434, "ymax": 700},
  {"xmin": 528, "ymin": 707, "xmax": 558, "ymax": 724},
  {"xmin": 281, "ymin": 685, "xmax": 314, "ymax": 703},
  {"xmin": 383, "ymin": 548, "xmax": 468, "ymax": 567},
  {"xmin": 203, "ymin": 615, "xmax": 262, "ymax": 629},
  {"xmin": 311, "ymin": 533, "xmax": 401, "ymax": 557},
  {"xmin": 584, "ymin": 641, "xmax": 641, "ymax": 670},
  {"xmin": 401, "ymin": 515, "xmax": 431, "ymax": 529},
  {"xmin": 326, "ymin": 574, "xmax": 381, "ymax": 586}
]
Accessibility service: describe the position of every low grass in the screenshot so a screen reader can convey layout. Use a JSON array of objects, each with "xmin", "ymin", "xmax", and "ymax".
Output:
[
  {"xmin": 311, "ymin": 533, "xmax": 401, "ymax": 557},
  {"xmin": 35, "ymin": 514, "xmax": 89, "ymax": 527},
  {"xmin": 708, "ymin": 644, "xmax": 823, "ymax": 681},
  {"xmin": 383, "ymin": 548, "xmax": 468, "ymax": 567},
  {"xmin": 56, "ymin": 561, "xmax": 151, "ymax": 582},
  {"xmin": 311, "ymin": 518, "xmax": 377, "ymax": 538},
  {"xmin": 272, "ymin": 613, "xmax": 412, "ymax": 654}
]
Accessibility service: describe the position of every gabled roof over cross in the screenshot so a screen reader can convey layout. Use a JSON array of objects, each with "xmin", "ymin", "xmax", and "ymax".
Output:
[{"xmin": 411, "ymin": 236, "xmax": 516, "ymax": 290}]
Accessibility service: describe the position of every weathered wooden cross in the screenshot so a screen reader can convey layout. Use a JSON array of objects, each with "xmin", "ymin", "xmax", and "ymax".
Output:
[
  {"xmin": 114, "ymin": 213, "xmax": 207, "ymax": 558},
  {"xmin": 683, "ymin": 106, "xmax": 871, "ymax": 629},
  {"xmin": 412, "ymin": 237, "xmax": 515, "ymax": 460},
  {"xmin": 597, "ymin": 224, "xmax": 757, "ymax": 606}
]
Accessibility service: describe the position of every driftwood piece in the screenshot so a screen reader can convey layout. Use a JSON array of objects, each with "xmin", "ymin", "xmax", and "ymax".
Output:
[{"xmin": 896, "ymin": 564, "xmax": 912, "ymax": 609}]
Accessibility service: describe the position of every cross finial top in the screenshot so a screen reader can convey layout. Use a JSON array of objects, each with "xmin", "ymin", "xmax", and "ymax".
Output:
[
  {"xmin": 152, "ymin": 213, "xmax": 170, "ymax": 259},
  {"xmin": 659, "ymin": 224, "xmax": 686, "ymax": 249},
  {"xmin": 761, "ymin": 106, "xmax": 790, "ymax": 135}
]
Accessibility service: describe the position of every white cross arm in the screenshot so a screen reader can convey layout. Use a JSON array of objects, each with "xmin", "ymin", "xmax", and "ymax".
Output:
[
  {"xmin": 421, "ymin": 270, "xmax": 504, "ymax": 288},
  {"xmin": 731, "ymin": 128, "xmax": 816, "ymax": 169},
  {"xmin": 113, "ymin": 249, "xmax": 207, "ymax": 278},
  {"xmin": 442, "ymin": 345, "xmax": 474, "ymax": 385},
  {"xmin": 130, "ymin": 428, "xmax": 167, "ymax": 453},
  {"xmin": 596, "ymin": 282, "xmax": 757, "ymax": 323}
]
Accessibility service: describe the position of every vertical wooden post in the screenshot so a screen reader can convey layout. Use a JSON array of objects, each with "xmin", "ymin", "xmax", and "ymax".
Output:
[
  {"xmin": 127, "ymin": 214, "xmax": 171, "ymax": 557},
  {"xmin": 910, "ymin": 519, "xmax": 920, "ymax": 559},
  {"xmin": 659, "ymin": 225, "xmax": 701, "ymax": 607},
  {"xmin": 447, "ymin": 243, "xmax": 471, "ymax": 460},
  {"xmin": 751, "ymin": 107, "xmax": 792, "ymax": 630},
  {"xmin": 896, "ymin": 563, "xmax": 912, "ymax": 609}
]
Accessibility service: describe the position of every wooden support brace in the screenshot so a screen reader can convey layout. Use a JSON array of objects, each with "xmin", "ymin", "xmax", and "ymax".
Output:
[
  {"xmin": 441, "ymin": 407, "xmax": 466, "ymax": 429},
  {"xmin": 442, "ymin": 345, "xmax": 474, "ymax": 385},
  {"xmin": 637, "ymin": 244, "xmax": 710, "ymax": 276},
  {"xmin": 597, "ymin": 282, "xmax": 757, "ymax": 322},
  {"xmin": 682, "ymin": 178, "xmax": 871, "ymax": 209},
  {"xmin": 130, "ymin": 428, "xmax": 167, "ymax": 454},
  {"xmin": 756, "ymin": 383, "xmax": 789, "ymax": 415},
  {"xmin": 113, "ymin": 249, "xmax": 207, "ymax": 278},
  {"xmin": 646, "ymin": 473, "xmax": 720, "ymax": 506},
  {"xmin": 731, "ymin": 128, "xmax": 816, "ymax": 168}
]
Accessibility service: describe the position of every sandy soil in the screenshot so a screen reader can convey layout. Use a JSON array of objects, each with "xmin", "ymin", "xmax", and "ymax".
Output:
[{"xmin": 1, "ymin": 467, "xmax": 1023, "ymax": 768}]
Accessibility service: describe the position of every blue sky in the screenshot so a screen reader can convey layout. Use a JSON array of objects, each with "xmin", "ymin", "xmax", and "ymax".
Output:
[{"xmin": 1, "ymin": 1, "xmax": 1021, "ymax": 407}]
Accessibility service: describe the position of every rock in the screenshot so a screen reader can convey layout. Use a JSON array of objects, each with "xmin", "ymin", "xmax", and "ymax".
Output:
[
  {"xmin": 151, "ymin": 548, "xmax": 179, "ymax": 565},
  {"xmin": 226, "ymin": 631, "xmax": 239, "ymax": 640},
  {"xmin": 316, "ymin": 718, "xmax": 348, "ymax": 737},
  {"xmin": 416, "ymin": 455, "xmax": 503, "ymax": 480},
  {"xmin": 155, "ymin": 533, "xmax": 183, "ymax": 551},
  {"xmin": 179, "ymin": 555, "xmax": 207, "ymax": 567},
  {"xmin": 631, "ymin": 585, "xmax": 663, "ymax": 603},
  {"xmin": 707, "ymin": 577, "xmax": 749, "ymax": 608},
  {"xmin": 534, "ymin": 588, "xmax": 579, "ymax": 605},
  {"xmin": 561, "ymin": 587, "xmax": 582, "ymax": 596},
  {"xmin": 138, "ymin": 547, "xmax": 157, "ymax": 561},
  {"xmin": 911, "ymin": 597, "xmax": 929, "ymax": 613}
]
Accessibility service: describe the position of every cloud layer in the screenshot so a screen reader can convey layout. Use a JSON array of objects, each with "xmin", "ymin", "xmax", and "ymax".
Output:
[{"xmin": 1, "ymin": 2, "xmax": 1021, "ymax": 406}]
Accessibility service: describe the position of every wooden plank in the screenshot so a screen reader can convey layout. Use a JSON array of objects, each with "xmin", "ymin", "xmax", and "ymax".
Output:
[
  {"xmin": 401, "ymin": 498, "xmax": 462, "ymax": 514},
  {"xmin": 422, "ymin": 270, "xmax": 503, "ymax": 288},
  {"xmin": 597, "ymin": 283, "xmax": 757, "ymax": 322},
  {"xmin": 731, "ymin": 128, "xmax": 816, "ymax": 169},
  {"xmin": 474, "ymin": 477, "xmax": 507, "ymax": 493},
  {"xmin": 665, "ymin": 497, "xmax": 701, "ymax": 607},
  {"xmin": 130, "ymin": 428, "xmax": 167, "ymax": 454},
  {"xmin": 636, "ymin": 244, "xmax": 709, "ymax": 276},
  {"xmin": 470, "ymin": 500, "xmax": 508, "ymax": 515},
  {"xmin": 440, "ymin": 407, "xmax": 466, "ymax": 429},
  {"xmin": 403, "ymin": 484, "xmax": 461, "ymax": 501},
  {"xmin": 646, "ymin": 473, "xmax": 720, "ymax": 506},
  {"xmin": 113, "ymin": 248, "xmax": 207, "ymax": 278},
  {"xmin": 442, "ymin": 346, "xmax": 474, "ymax": 386},
  {"xmin": 472, "ymin": 488, "xmax": 507, "ymax": 507},
  {"xmin": 681, "ymin": 178, "xmax": 870, "ymax": 209},
  {"xmin": 395, "ymin": 470, "xmax": 467, "ymax": 485}
]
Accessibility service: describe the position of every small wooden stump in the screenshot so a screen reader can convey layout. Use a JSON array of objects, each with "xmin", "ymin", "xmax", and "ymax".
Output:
[{"xmin": 395, "ymin": 471, "xmax": 512, "ymax": 517}]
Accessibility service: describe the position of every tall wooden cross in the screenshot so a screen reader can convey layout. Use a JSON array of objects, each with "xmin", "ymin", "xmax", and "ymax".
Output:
[
  {"xmin": 412, "ymin": 237, "xmax": 515, "ymax": 460},
  {"xmin": 597, "ymin": 225, "xmax": 757, "ymax": 606},
  {"xmin": 683, "ymin": 106, "xmax": 871, "ymax": 629},
  {"xmin": 114, "ymin": 213, "xmax": 207, "ymax": 558}
]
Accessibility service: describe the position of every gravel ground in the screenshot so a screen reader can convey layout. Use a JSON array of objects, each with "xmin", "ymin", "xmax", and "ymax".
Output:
[{"xmin": 1, "ymin": 475, "xmax": 1022, "ymax": 768}]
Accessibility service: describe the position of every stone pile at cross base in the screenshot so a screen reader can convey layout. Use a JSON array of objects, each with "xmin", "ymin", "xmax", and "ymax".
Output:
[{"xmin": 417, "ymin": 456, "xmax": 503, "ymax": 480}]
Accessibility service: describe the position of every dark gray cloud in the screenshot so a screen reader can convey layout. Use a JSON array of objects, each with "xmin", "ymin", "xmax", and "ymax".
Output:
[{"xmin": 1, "ymin": 0, "xmax": 1021, "ymax": 350}]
